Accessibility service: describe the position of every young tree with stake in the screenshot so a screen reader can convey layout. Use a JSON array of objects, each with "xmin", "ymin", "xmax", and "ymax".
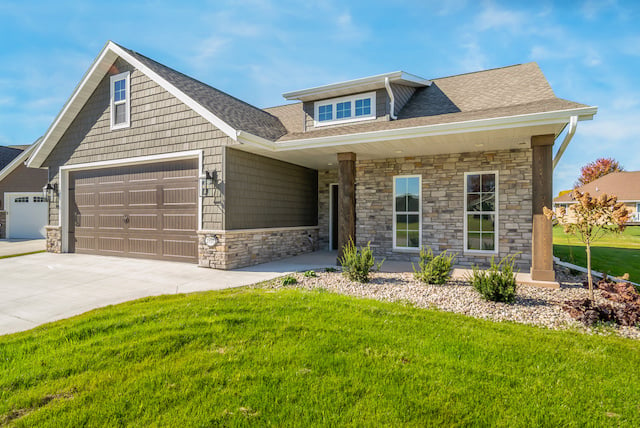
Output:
[{"xmin": 544, "ymin": 190, "xmax": 629, "ymax": 300}]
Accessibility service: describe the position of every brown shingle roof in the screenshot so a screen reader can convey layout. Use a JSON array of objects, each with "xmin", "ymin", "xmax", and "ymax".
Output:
[
  {"xmin": 116, "ymin": 44, "xmax": 288, "ymax": 141},
  {"xmin": 267, "ymin": 62, "xmax": 588, "ymax": 142},
  {"xmin": 554, "ymin": 172, "xmax": 640, "ymax": 202}
]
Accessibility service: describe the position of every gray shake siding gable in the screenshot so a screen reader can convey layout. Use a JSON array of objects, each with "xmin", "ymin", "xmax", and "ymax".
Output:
[{"xmin": 43, "ymin": 58, "xmax": 232, "ymax": 230}]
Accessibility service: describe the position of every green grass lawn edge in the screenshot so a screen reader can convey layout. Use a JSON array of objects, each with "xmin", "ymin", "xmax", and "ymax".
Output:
[{"xmin": 2, "ymin": 285, "xmax": 640, "ymax": 427}]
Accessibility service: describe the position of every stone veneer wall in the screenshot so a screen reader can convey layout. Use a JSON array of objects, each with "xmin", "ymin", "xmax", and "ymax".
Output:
[
  {"xmin": 318, "ymin": 169, "xmax": 338, "ymax": 250},
  {"xmin": 198, "ymin": 226, "xmax": 320, "ymax": 270},
  {"xmin": 355, "ymin": 149, "xmax": 533, "ymax": 270},
  {"xmin": 45, "ymin": 226, "xmax": 62, "ymax": 253},
  {"xmin": 0, "ymin": 211, "xmax": 5, "ymax": 239}
]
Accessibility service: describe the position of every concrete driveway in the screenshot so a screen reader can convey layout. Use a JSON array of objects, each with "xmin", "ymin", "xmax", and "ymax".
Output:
[
  {"xmin": 0, "ymin": 251, "xmax": 338, "ymax": 335},
  {"xmin": 0, "ymin": 239, "xmax": 46, "ymax": 257}
]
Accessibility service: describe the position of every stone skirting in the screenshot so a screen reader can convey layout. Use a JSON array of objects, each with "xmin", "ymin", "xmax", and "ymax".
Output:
[
  {"xmin": 0, "ymin": 211, "xmax": 5, "ymax": 239},
  {"xmin": 198, "ymin": 226, "xmax": 320, "ymax": 270},
  {"xmin": 45, "ymin": 225, "xmax": 62, "ymax": 253}
]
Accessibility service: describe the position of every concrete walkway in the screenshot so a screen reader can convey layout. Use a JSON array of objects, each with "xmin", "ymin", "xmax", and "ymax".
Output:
[
  {"xmin": 0, "ymin": 239, "xmax": 46, "ymax": 257},
  {"xmin": 0, "ymin": 251, "xmax": 340, "ymax": 336}
]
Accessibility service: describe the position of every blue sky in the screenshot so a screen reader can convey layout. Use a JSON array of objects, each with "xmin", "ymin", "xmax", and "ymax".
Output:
[{"xmin": 1, "ymin": 0, "xmax": 639, "ymax": 195}]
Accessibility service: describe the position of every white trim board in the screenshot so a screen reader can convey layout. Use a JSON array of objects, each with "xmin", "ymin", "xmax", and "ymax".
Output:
[
  {"xmin": 57, "ymin": 150, "xmax": 203, "ymax": 253},
  {"xmin": 392, "ymin": 174, "xmax": 422, "ymax": 251}
]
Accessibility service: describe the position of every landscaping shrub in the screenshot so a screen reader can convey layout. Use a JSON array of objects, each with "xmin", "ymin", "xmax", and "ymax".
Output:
[
  {"xmin": 281, "ymin": 275, "xmax": 297, "ymax": 286},
  {"xmin": 469, "ymin": 255, "xmax": 518, "ymax": 303},
  {"xmin": 413, "ymin": 246, "xmax": 457, "ymax": 285},
  {"xmin": 303, "ymin": 270, "xmax": 317, "ymax": 278},
  {"xmin": 339, "ymin": 238, "xmax": 384, "ymax": 283}
]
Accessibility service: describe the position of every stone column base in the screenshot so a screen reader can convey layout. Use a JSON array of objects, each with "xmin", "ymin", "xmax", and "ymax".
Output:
[
  {"xmin": 45, "ymin": 226, "xmax": 62, "ymax": 253},
  {"xmin": 530, "ymin": 268, "xmax": 556, "ymax": 282}
]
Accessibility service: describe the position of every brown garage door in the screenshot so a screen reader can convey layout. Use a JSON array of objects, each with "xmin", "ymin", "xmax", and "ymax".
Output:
[{"xmin": 69, "ymin": 159, "xmax": 199, "ymax": 263}]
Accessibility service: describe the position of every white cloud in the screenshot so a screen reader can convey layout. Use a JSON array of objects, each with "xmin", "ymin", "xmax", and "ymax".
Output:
[
  {"xmin": 581, "ymin": 0, "xmax": 616, "ymax": 20},
  {"xmin": 458, "ymin": 38, "xmax": 489, "ymax": 71}
]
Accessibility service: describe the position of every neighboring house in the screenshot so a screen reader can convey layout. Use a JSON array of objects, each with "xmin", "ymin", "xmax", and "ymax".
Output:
[
  {"xmin": 554, "ymin": 171, "xmax": 640, "ymax": 224},
  {"xmin": 0, "ymin": 143, "xmax": 49, "ymax": 239},
  {"xmin": 27, "ymin": 41, "xmax": 597, "ymax": 283}
]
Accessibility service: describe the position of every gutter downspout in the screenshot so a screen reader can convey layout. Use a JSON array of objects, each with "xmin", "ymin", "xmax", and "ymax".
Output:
[
  {"xmin": 384, "ymin": 77, "xmax": 397, "ymax": 120},
  {"xmin": 553, "ymin": 115, "xmax": 578, "ymax": 170}
]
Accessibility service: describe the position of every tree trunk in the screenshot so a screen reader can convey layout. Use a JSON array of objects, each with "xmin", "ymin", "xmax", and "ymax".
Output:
[{"xmin": 586, "ymin": 244, "xmax": 594, "ymax": 301}]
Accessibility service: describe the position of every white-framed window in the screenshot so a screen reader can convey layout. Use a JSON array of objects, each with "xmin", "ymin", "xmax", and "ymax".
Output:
[
  {"xmin": 464, "ymin": 171, "xmax": 498, "ymax": 253},
  {"xmin": 314, "ymin": 92, "xmax": 376, "ymax": 127},
  {"xmin": 110, "ymin": 71, "xmax": 130, "ymax": 130},
  {"xmin": 33, "ymin": 196, "xmax": 47, "ymax": 203},
  {"xmin": 393, "ymin": 175, "xmax": 421, "ymax": 250},
  {"xmin": 14, "ymin": 196, "xmax": 29, "ymax": 203}
]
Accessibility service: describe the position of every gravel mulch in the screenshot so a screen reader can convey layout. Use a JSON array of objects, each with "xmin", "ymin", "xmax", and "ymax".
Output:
[{"xmin": 266, "ymin": 267, "xmax": 640, "ymax": 340}]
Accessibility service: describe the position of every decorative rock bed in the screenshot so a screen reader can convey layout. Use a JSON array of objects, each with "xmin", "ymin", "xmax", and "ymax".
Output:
[{"xmin": 265, "ymin": 267, "xmax": 640, "ymax": 340}]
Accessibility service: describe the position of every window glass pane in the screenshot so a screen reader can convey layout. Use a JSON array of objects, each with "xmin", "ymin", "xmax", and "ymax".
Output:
[
  {"xmin": 407, "ymin": 177, "xmax": 419, "ymax": 198},
  {"xmin": 481, "ymin": 214, "xmax": 495, "ymax": 232},
  {"xmin": 408, "ymin": 231, "xmax": 420, "ymax": 248},
  {"xmin": 355, "ymin": 98, "xmax": 371, "ymax": 116},
  {"xmin": 482, "ymin": 233, "xmax": 495, "ymax": 251},
  {"xmin": 467, "ymin": 174, "xmax": 480, "ymax": 193},
  {"xmin": 395, "ymin": 178, "xmax": 407, "ymax": 211},
  {"xmin": 482, "ymin": 174, "xmax": 496, "ymax": 192},
  {"xmin": 407, "ymin": 194, "xmax": 419, "ymax": 212},
  {"xmin": 467, "ymin": 233, "xmax": 481, "ymax": 250},
  {"xmin": 318, "ymin": 105, "xmax": 332, "ymax": 121},
  {"xmin": 407, "ymin": 214, "xmax": 419, "ymax": 231},
  {"xmin": 467, "ymin": 194, "xmax": 480, "ymax": 211},
  {"xmin": 396, "ymin": 230, "xmax": 407, "ymax": 247},
  {"xmin": 115, "ymin": 103, "xmax": 126, "ymax": 124},
  {"xmin": 396, "ymin": 214, "xmax": 408, "ymax": 230},
  {"xmin": 481, "ymin": 194, "xmax": 495, "ymax": 211},
  {"xmin": 336, "ymin": 101, "xmax": 351, "ymax": 119},
  {"xmin": 114, "ymin": 79, "xmax": 126, "ymax": 102},
  {"xmin": 467, "ymin": 214, "xmax": 480, "ymax": 232}
]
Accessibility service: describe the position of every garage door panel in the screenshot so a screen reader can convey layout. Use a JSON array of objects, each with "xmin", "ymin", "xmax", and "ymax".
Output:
[
  {"xmin": 98, "ymin": 236, "xmax": 126, "ymax": 253},
  {"xmin": 163, "ymin": 213, "xmax": 197, "ymax": 231},
  {"xmin": 129, "ymin": 214, "xmax": 159, "ymax": 231},
  {"xmin": 129, "ymin": 238, "xmax": 158, "ymax": 256},
  {"xmin": 99, "ymin": 191, "xmax": 125, "ymax": 207},
  {"xmin": 69, "ymin": 159, "xmax": 198, "ymax": 263},
  {"xmin": 163, "ymin": 187, "xmax": 197, "ymax": 206},
  {"xmin": 129, "ymin": 188, "xmax": 158, "ymax": 206},
  {"xmin": 163, "ymin": 239, "xmax": 198, "ymax": 259},
  {"xmin": 98, "ymin": 214, "xmax": 126, "ymax": 230}
]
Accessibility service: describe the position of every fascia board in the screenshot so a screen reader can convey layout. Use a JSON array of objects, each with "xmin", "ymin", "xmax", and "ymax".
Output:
[
  {"xmin": 283, "ymin": 71, "xmax": 430, "ymax": 101},
  {"xmin": 28, "ymin": 42, "xmax": 117, "ymax": 168},
  {"xmin": 238, "ymin": 106, "xmax": 598, "ymax": 153}
]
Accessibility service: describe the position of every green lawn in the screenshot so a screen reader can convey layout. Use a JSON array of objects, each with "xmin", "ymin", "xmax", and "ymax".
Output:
[
  {"xmin": 553, "ymin": 226, "xmax": 640, "ymax": 281},
  {"xmin": 2, "ymin": 286, "xmax": 640, "ymax": 426}
]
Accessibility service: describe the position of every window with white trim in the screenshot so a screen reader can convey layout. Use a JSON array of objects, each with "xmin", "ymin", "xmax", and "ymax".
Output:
[
  {"xmin": 110, "ymin": 71, "xmax": 130, "ymax": 130},
  {"xmin": 314, "ymin": 92, "xmax": 376, "ymax": 127},
  {"xmin": 464, "ymin": 172, "xmax": 498, "ymax": 253},
  {"xmin": 394, "ymin": 175, "xmax": 421, "ymax": 249},
  {"xmin": 14, "ymin": 196, "xmax": 29, "ymax": 203},
  {"xmin": 34, "ymin": 196, "xmax": 47, "ymax": 203}
]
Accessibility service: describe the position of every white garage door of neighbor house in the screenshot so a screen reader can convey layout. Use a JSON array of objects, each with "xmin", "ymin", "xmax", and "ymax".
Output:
[{"xmin": 6, "ymin": 192, "xmax": 48, "ymax": 239}]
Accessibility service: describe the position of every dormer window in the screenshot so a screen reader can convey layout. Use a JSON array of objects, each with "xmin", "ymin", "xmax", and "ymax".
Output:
[
  {"xmin": 110, "ymin": 71, "xmax": 130, "ymax": 130},
  {"xmin": 314, "ymin": 92, "xmax": 376, "ymax": 127}
]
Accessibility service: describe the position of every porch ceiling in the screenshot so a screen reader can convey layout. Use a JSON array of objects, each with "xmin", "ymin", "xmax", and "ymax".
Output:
[{"xmin": 232, "ymin": 122, "xmax": 566, "ymax": 170}]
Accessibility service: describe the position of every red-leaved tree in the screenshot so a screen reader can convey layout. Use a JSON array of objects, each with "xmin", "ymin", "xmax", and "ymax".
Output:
[{"xmin": 575, "ymin": 158, "xmax": 623, "ymax": 187}]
